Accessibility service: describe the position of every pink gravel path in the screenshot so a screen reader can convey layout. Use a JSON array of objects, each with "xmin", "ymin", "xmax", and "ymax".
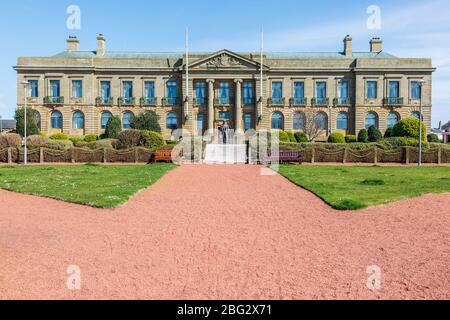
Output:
[{"xmin": 0, "ymin": 164, "xmax": 449, "ymax": 300}]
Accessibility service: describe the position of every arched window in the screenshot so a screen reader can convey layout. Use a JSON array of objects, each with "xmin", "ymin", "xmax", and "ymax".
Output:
[
  {"xmin": 123, "ymin": 111, "xmax": 134, "ymax": 129},
  {"xmin": 51, "ymin": 111, "xmax": 63, "ymax": 129},
  {"xmin": 315, "ymin": 112, "xmax": 328, "ymax": 131},
  {"xmin": 365, "ymin": 111, "xmax": 378, "ymax": 129},
  {"xmin": 32, "ymin": 110, "xmax": 41, "ymax": 130},
  {"xmin": 293, "ymin": 112, "xmax": 305, "ymax": 130},
  {"xmin": 197, "ymin": 113, "xmax": 204, "ymax": 134},
  {"xmin": 337, "ymin": 112, "xmax": 348, "ymax": 130},
  {"xmin": 72, "ymin": 111, "xmax": 84, "ymax": 129},
  {"xmin": 387, "ymin": 112, "xmax": 400, "ymax": 129},
  {"xmin": 271, "ymin": 112, "xmax": 284, "ymax": 130},
  {"xmin": 166, "ymin": 112, "xmax": 178, "ymax": 130},
  {"xmin": 410, "ymin": 112, "xmax": 421, "ymax": 120},
  {"xmin": 101, "ymin": 111, "xmax": 112, "ymax": 129}
]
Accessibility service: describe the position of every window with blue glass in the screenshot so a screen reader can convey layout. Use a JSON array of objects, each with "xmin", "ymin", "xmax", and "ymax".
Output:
[
  {"xmin": 219, "ymin": 111, "xmax": 230, "ymax": 121},
  {"xmin": 123, "ymin": 112, "xmax": 134, "ymax": 129},
  {"xmin": 72, "ymin": 80, "xmax": 83, "ymax": 98},
  {"xmin": 101, "ymin": 81, "xmax": 111, "ymax": 99},
  {"xmin": 50, "ymin": 80, "xmax": 60, "ymax": 97},
  {"xmin": 271, "ymin": 82, "xmax": 283, "ymax": 104},
  {"xmin": 219, "ymin": 82, "xmax": 230, "ymax": 104},
  {"xmin": 197, "ymin": 114, "xmax": 204, "ymax": 133},
  {"xmin": 166, "ymin": 80, "xmax": 178, "ymax": 104},
  {"xmin": 389, "ymin": 81, "xmax": 400, "ymax": 98},
  {"xmin": 72, "ymin": 111, "xmax": 84, "ymax": 129},
  {"xmin": 243, "ymin": 81, "xmax": 254, "ymax": 104},
  {"xmin": 294, "ymin": 82, "xmax": 304, "ymax": 100},
  {"xmin": 410, "ymin": 81, "xmax": 422, "ymax": 100},
  {"xmin": 387, "ymin": 112, "xmax": 399, "ymax": 129},
  {"xmin": 271, "ymin": 112, "xmax": 284, "ymax": 130},
  {"xmin": 145, "ymin": 81, "xmax": 155, "ymax": 98},
  {"xmin": 51, "ymin": 111, "xmax": 63, "ymax": 129},
  {"xmin": 339, "ymin": 81, "xmax": 349, "ymax": 98},
  {"xmin": 315, "ymin": 82, "xmax": 327, "ymax": 98},
  {"xmin": 410, "ymin": 112, "xmax": 421, "ymax": 119},
  {"xmin": 166, "ymin": 112, "xmax": 178, "ymax": 130},
  {"xmin": 337, "ymin": 112, "xmax": 348, "ymax": 130},
  {"xmin": 29, "ymin": 80, "xmax": 38, "ymax": 97},
  {"xmin": 196, "ymin": 82, "xmax": 206, "ymax": 104},
  {"xmin": 366, "ymin": 81, "xmax": 377, "ymax": 99},
  {"xmin": 122, "ymin": 81, "xmax": 133, "ymax": 103},
  {"xmin": 365, "ymin": 112, "xmax": 378, "ymax": 129},
  {"xmin": 244, "ymin": 113, "xmax": 252, "ymax": 130},
  {"xmin": 315, "ymin": 112, "xmax": 328, "ymax": 131},
  {"xmin": 293, "ymin": 112, "xmax": 305, "ymax": 130},
  {"xmin": 101, "ymin": 111, "xmax": 112, "ymax": 129}
]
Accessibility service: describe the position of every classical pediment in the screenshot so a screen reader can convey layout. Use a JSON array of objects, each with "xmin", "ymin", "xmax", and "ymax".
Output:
[{"xmin": 185, "ymin": 50, "xmax": 268, "ymax": 70}]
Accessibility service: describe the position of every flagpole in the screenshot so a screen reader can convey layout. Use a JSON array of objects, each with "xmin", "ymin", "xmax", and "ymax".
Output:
[{"xmin": 185, "ymin": 27, "xmax": 189, "ymax": 120}]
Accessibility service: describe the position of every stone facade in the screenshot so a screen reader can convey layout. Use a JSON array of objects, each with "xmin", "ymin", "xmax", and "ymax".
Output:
[{"xmin": 14, "ymin": 35, "xmax": 435, "ymax": 140}]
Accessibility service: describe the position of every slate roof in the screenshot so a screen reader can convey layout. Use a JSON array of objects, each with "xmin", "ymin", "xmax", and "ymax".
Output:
[{"xmin": 0, "ymin": 120, "xmax": 16, "ymax": 130}]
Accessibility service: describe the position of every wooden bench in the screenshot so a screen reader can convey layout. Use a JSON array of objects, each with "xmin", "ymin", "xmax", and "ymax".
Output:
[
  {"xmin": 150, "ymin": 150, "xmax": 173, "ymax": 163},
  {"xmin": 260, "ymin": 150, "xmax": 303, "ymax": 164}
]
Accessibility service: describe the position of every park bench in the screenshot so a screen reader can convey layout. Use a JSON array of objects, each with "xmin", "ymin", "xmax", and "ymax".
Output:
[
  {"xmin": 150, "ymin": 150, "xmax": 173, "ymax": 163},
  {"xmin": 260, "ymin": 150, "xmax": 303, "ymax": 164}
]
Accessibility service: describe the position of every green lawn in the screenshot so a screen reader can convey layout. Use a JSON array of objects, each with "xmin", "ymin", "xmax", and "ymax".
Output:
[
  {"xmin": 0, "ymin": 164, "xmax": 176, "ymax": 208},
  {"xmin": 278, "ymin": 165, "xmax": 450, "ymax": 210}
]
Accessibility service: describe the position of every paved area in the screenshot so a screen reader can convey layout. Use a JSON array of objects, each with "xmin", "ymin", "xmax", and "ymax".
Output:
[{"xmin": 0, "ymin": 164, "xmax": 449, "ymax": 300}]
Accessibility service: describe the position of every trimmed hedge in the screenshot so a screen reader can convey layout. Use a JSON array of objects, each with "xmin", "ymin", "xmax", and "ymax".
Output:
[
  {"xmin": 345, "ymin": 135, "xmax": 357, "ymax": 143},
  {"xmin": 358, "ymin": 129, "xmax": 369, "ymax": 143},
  {"xmin": 142, "ymin": 131, "xmax": 166, "ymax": 150},
  {"xmin": 84, "ymin": 134, "xmax": 99, "ymax": 142},
  {"xmin": 49, "ymin": 133, "xmax": 69, "ymax": 140},
  {"xmin": 117, "ymin": 129, "xmax": 145, "ymax": 149},
  {"xmin": 328, "ymin": 132, "xmax": 345, "ymax": 144},
  {"xmin": 45, "ymin": 140, "xmax": 74, "ymax": 150},
  {"xmin": 0, "ymin": 133, "xmax": 22, "ymax": 148},
  {"xmin": 27, "ymin": 135, "xmax": 47, "ymax": 147},
  {"xmin": 368, "ymin": 126, "xmax": 382, "ymax": 142}
]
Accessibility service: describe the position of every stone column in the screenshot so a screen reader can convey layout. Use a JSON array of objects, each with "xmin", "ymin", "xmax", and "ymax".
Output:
[
  {"xmin": 234, "ymin": 79, "xmax": 243, "ymax": 132},
  {"xmin": 207, "ymin": 79, "xmax": 215, "ymax": 131}
]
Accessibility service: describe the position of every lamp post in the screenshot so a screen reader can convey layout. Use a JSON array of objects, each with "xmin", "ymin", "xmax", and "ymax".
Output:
[
  {"xmin": 21, "ymin": 81, "xmax": 29, "ymax": 165},
  {"xmin": 418, "ymin": 80, "xmax": 426, "ymax": 167}
]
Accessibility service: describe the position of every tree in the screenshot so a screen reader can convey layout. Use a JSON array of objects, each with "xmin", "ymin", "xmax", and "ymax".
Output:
[
  {"xmin": 303, "ymin": 109, "xmax": 325, "ymax": 142},
  {"xmin": 384, "ymin": 127, "xmax": 393, "ymax": 138},
  {"xmin": 105, "ymin": 115, "xmax": 122, "ymax": 139},
  {"xmin": 368, "ymin": 125, "xmax": 382, "ymax": 142},
  {"xmin": 130, "ymin": 111, "xmax": 161, "ymax": 133},
  {"xmin": 15, "ymin": 108, "xmax": 39, "ymax": 137},
  {"xmin": 358, "ymin": 129, "xmax": 369, "ymax": 143}
]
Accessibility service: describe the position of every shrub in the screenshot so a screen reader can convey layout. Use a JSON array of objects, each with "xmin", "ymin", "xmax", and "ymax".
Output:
[
  {"xmin": 49, "ymin": 133, "xmax": 69, "ymax": 140},
  {"xmin": 368, "ymin": 126, "xmax": 382, "ymax": 142},
  {"xmin": 130, "ymin": 111, "xmax": 161, "ymax": 133},
  {"xmin": 284, "ymin": 131, "xmax": 297, "ymax": 143},
  {"xmin": 382, "ymin": 137, "xmax": 421, "ymax": 148},
  {"xmin": 27, "ymin": 135, "xmax": 47, "ymax": 147},
  {"xmin": 142, "ymin": 131, "xmax": 166, "ymax": 150},
  {"xmin": 427, "ymin": 133, "xmax": 440, "ymax": 143},
  {"xmin": 0, "ymin": 133, "xmax": 22, "ymax": 148},
  {"xmin": 392, "ymin": 117, "xmax": 426, "ymax": 141},
  {"xmin": 328, "ymin": 132, "xmax": 346, "ymax": 144},
  {"xmin": 104, "ymin": 116, "xmax": 122, "ymax": 139},
  {"xmin": 74, "ymin": 141, "xmax": 89, "ymax": 148},
  {"xmin": 15, "ymin": 108, "xmax": 40, "ymax": 137},
  {"xmin": 277, "ymin": 130, "xmax": 291, "ymax": 143},
  {"xmin": 384, "ymin": 128, "xmax": 393, "ymax": 138},
  {"xmin": 117, "ymin": 129, "xmax": 145, "ymax": 149},
  {"xmin": 87, "ymin": 140, "xmax": 114, "ymax": 150},
  {"xmin": 39, "ymin": 131, "xmax": 46, "ymax": 137},
  {"xmin": 84, "ymin": 134, "xmax": 99, "ymax": 142},
  {"xmin": 294, "ymin": 132, "xmax": 308, "ymax": 143},
  {"xmin": 358, "ymin": 129, "xmax": 369, "ymax": 143},
  {"xmin": 45, "ymin": 140, "xmax": 73, "ymax": 150},
  {"xmin": 345, "ymin": 135, "xmax": 357, "ymax": 143},
  {"xmin": 69, "ymin": 136, "xmax": 84, "ymax": 145}
]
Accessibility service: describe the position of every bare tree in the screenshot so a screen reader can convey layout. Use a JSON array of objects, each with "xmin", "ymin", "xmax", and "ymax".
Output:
[{"xmin": 303, "ymin": 109, "xmax": 325, "ymax": 142}]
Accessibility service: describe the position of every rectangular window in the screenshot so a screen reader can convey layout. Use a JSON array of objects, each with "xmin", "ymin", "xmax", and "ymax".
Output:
[
  {"xmin": 166, "ymin": 80, "xmax": 178, "ymax": 104},
  {"xmin": 293, "ymin": 82, "xmax": 304, "ymax": 99},
  {"xmin": 366, "ymin": 81, "xmax": 377, "ymax": 99},
  {"xmin": 123, "ymin": 81, "xmax": 133, "ymax": 98},
  {"xmin": 339, "ymin": 80, "xmax": 349, "ymax": 98},
  {"xmin": 271, "ymin": 82, "xmax": 283, "ymax": 103},
  {"xmin": 29, "ymin": 80, "xmax": 38, "ymax": 97},
  {"xmin": 72, "ymin": 80, "xmax": 83, "ymax": 98},
  {"xmin": 145, "ymin": 81, "xmax": 155, "ymax": 98},
  {"xmin": 219, "ymin": 111, "xmax": 230, "ymax": 121},
  {"xmin": 101, "ymin": 81, "xmax": 111, "ymax": 99},
  {"xmin": 50, "ymin": 80, "xmax": 60, "ymax": 97},
  {"xmin": 315, "ymin": 82, "xmax": 327, "ymax": 98},
  {"xmin": 389, "ymin": 81, "xmax": 400, "ymax": 98},
  {"xmin": 196, "ymin": 82, "xmax": 206, "ymax": 104},
  {"xmin": 410, "ymin": 81, "xmax": 422, "ymax": 99},
  {"xmin": 243, "ymin": 81, "xmax": 254, "ymax": 104},
  {"xmin": 244, "ymin": 113, "xmax": 252, "ymax": 130}
]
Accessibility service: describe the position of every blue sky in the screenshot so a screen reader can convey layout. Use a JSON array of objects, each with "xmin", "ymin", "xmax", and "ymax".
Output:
[{"xmin": 0, "ymin": 0, "xmax": 449, "ymax": 126}]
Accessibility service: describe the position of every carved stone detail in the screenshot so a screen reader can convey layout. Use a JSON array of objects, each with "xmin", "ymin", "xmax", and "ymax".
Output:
[{"xmin": 206, "ymin": 53, "xmax": 242, "ymax": 68}]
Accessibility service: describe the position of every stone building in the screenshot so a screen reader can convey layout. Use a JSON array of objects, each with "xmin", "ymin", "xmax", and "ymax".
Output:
[{"xmin": 14, "ymin": 34, "xmax": 435, "ymax": 140}]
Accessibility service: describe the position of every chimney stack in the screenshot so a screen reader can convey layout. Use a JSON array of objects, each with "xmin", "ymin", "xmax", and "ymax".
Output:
[
  {"xmin": 67, "ymin": 36, "xmax": 79, "ymax": 52},
  {"xmin": 96, "ymin": 34, "xmax": 106, "ymax": 56},
  {"xmin": 370, "ymin": 37, "xmax": 383, "ymax": 53},
  {"xmin": 439, "ymin": 121, "xmax": 442, "ymax": 130},
  {"xmin": 343, "ymin": 35, "xmax": 352, "ymax": 57}
]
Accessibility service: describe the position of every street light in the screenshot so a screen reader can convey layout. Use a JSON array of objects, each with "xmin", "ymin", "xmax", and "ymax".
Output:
[
  {"xmin": 417, "ymin": 80, "xmax": 426, "ymax": 167},
  {"xmin": 21, "ymin": 81, "xmax": 29, "ymax": 165}
]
